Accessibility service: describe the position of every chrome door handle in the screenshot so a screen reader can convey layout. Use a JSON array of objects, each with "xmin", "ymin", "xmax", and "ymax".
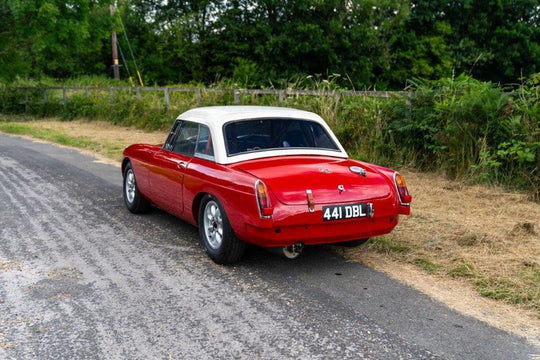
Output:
[{"xmin": 178, "ymin": 161, "xmax": 186, "ymax": 169}]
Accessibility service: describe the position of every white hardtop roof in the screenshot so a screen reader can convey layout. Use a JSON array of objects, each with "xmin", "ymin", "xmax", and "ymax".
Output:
[
  {"xmin": 177, "ymin": 106, "xmax": 324, "ymax": 127},
  {"xmin": 175, "ymin": 106, "xmax": 348, "ymax": 164}
]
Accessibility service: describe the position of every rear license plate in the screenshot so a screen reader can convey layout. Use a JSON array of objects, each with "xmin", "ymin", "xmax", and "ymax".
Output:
[{"xmin": 322, "ymin": 203, "xmax": 367, "ymax": 221}]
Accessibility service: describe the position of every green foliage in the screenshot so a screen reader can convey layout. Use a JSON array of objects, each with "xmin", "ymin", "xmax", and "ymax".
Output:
[
  {"xmin": 402, "ymin": 0, "xmax": 539, "ymax": 86},
  {"xmin": 337, "ymin": 95, "xmax": 407, "ymax": 166},
  {"xmin": 1, "ymin": 1, "xmax": 538, "ymax": 87},
  {"xmin": 387, "ymin": 73, "xmax": 539, "ymax": 198},
  {"xmin": 1, "ymin": 72, "xmax": 539, "ymax": 199},
  {"xmin": 232, "ymin": 58, "xmax": 262, "ymax": 87},
  {"xmin": 1, "ymin": 0, "xmax": 111, "ymax": 81}
]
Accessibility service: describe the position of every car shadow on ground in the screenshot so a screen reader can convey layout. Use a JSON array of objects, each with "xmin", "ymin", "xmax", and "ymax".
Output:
[{"xmin": 126, "ymin": 204, "xmax": 343, "ymax": 264}]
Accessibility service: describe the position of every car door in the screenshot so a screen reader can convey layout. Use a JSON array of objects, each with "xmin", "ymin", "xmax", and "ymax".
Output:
[{"xmin": 148, "ymin": 120, "xmax": 199, "ymax": 217}]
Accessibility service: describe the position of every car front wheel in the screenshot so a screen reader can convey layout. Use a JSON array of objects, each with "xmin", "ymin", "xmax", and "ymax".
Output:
[
  {"xmin": 123, "ymin": 162, "xmax": 150, "ymax": 214},
  {"xmin": 199, "ymin": 195, "xmax": 245, "ymax": 264}
]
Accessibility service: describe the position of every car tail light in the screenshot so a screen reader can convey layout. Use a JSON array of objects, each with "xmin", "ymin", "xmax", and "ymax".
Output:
[
  {"xmin": 394, "ymin": 172, "xmax": 412, "ymax": 205},
  {"xmin": 255, "ymin": 180, "xmax": 273, "ymax": 218}
]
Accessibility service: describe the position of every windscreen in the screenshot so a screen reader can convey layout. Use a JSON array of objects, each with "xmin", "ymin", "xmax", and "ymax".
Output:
[{"xmin": 224, "ymin": 118, "xmax": 340, "ymax": 156}]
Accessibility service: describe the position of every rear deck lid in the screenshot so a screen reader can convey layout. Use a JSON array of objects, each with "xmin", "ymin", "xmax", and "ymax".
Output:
[{"xmin": 233, "ymin": 156, "xmax": 391, "ymax": 205}]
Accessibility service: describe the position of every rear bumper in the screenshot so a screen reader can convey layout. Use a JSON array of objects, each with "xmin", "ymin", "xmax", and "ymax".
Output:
[{"xmin": 239, "ymin": 215, "xmax": 399, "ymax": 248}]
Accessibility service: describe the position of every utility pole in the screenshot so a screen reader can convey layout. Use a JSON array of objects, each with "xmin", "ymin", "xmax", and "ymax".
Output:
[{"xmin": 110, "ymin": 5, "xmax": 120, "ymax": 80}]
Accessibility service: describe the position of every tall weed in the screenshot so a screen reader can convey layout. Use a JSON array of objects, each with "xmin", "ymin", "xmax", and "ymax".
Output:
[
  {"xmin": 395, "ymin": 74, "xmax": 538, "ymax": 198},
  {"xmin": 396, "ymin": 75, "xmax": 506, "ymax": 178}
]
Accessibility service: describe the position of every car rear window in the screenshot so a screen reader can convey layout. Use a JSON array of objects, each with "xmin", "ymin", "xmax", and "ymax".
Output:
[{"xmin": 224, "ymin": 118, "xmax": 339, "ymax": 156}]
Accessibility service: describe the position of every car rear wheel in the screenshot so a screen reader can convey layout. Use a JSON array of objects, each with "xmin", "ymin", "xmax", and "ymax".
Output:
[
  {"xmin": 199, "ymin": 195, "xmax": 245, "ymax": 264},
  {"xmin": 123, "ymin": 162, "xmax": 150, "ymax": 214}
]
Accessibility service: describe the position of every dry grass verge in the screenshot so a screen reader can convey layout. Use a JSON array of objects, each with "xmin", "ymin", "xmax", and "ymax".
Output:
[
  {"xmin": 1, "ymin": 117, "xmax": 539, "ymax": 345},
  {"xmin": 335, "ymin": 170, "xmax": 540, "ymax": 344}
]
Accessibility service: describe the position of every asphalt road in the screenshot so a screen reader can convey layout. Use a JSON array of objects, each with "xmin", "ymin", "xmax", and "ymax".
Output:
[{"xmin": 0, "ymin": 133, "xmax": 538, "ymax": 359}]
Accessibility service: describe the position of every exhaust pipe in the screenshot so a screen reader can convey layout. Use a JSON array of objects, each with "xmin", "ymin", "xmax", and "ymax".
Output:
[{"xmin": 282, "ymin": 242, "xmax": 304, "ymax": 259}]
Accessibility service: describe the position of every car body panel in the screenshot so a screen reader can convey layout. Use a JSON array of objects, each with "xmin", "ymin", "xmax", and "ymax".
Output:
[{"xmin": 232, "ymin": 156, "xmax": 391, "ymax": 205}]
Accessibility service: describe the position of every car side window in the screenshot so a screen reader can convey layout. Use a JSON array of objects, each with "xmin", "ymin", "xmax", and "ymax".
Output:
[
  {"xmin": 163, "ymin": 121, "xmax": 181, "ymax": 151},
  {"xmin": 171, "ymin": 121, "xmax": 198, "ymax": 156},
  {"xmin": 194, "ymin": 125, "xmax": 215, "ymax": 160}
]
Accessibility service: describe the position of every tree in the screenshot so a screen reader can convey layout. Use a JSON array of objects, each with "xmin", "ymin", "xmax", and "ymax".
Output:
[
  {"xmin": 0, "ymin": 0, "xmax": 31, "ymax": 81},
  {"xmin": 1, "ymin": 0, "xmax": 537, "ymax": 87},
  {"xmin": 449, "ymin": 0, "xmax": 540, "ymax": 83},
  {"xmin": 0, "ymin": 0, "xmax": 111, "ymax": 80},
  {"xmin": 402, "ymin": 0, "xmax": 540, "ymax": 85}
]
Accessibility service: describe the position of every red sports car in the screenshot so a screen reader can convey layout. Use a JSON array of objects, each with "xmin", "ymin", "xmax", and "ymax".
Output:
[{"xmin": 122, "ymin": 106, "xmax": 411, "ymax": 263}]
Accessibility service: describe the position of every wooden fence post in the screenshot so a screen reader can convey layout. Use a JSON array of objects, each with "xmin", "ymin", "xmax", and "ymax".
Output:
[
  {"xmin": 164, "ymin": 87, "xmax": 169, "ymax": 108},
  {"xmin": 278, "ymin": 90, "xmax": 285, "ymax": 104},
  {"xmin": 196, "ymin": 88, "xmax": 202, "ymax": 105}
]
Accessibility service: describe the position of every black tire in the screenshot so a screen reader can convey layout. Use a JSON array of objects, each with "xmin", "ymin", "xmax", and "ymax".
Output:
[
  {"xmin": 336, "ymin": 238, "xmax": 370, "ymax": 247},
  {"xmin": 123, "ymin": 162, "xmax": 150, "ymax": 214},
  {"xmin": 198, "ymin": 194, "xmax": 245, "ymax": 264}
]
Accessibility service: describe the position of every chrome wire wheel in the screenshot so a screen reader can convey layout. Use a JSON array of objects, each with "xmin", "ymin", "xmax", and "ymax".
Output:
[
  {"xmin": 125, "ymin": 169, "xmax": 136, "ymax": 204},
  {"xmin": 203, "ymin": 200, "xmax": 224, "ymax": 250}
]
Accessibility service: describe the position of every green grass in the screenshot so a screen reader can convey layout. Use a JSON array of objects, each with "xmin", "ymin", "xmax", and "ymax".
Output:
[
  {"xmin": 413, "ymin": 258, "xmax": 441, "ymax": 274},
  {"xmin": 0, "ymin": 121, "xmax": 99, "ymax": 150},
  {"xmin": 475, "ymin": 267, "xmax": 540, "ymax": 317},
  {"xmin": 370, "ymin": 236, "xmax": 411, "ymax": 255},
  {"xmin": 449, "ymin": 259, "xmax": 477, "ymax": 279}
]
